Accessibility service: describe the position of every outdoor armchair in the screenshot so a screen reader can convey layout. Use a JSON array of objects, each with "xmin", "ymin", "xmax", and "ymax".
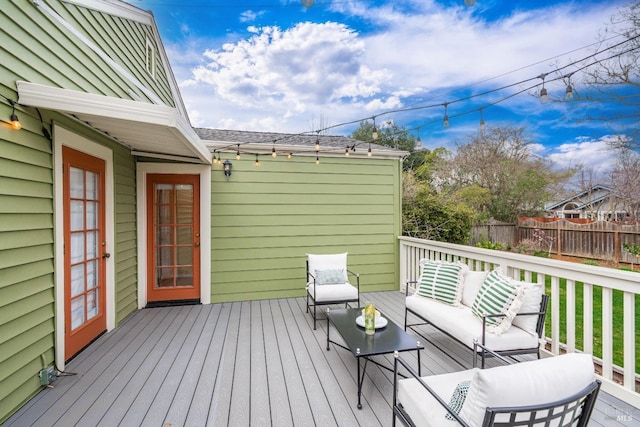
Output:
[
  {"xmin": 306, "ymin": 253, "xmax": 360, "ymax": 329},
  {"xmin": 392, "ymin": 343, "xmax": 601, "ymax": 427}
]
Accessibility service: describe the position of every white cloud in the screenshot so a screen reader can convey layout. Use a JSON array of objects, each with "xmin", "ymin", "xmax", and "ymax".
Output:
[{"xmin": 547, "ymin": 136, "xmax": 619, "ymax": 176}]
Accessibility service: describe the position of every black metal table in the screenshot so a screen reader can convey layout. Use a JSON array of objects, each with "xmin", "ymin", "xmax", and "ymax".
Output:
[{"xmin": 326, "ymin": 307, "xmax": 423, "ymax": 409}]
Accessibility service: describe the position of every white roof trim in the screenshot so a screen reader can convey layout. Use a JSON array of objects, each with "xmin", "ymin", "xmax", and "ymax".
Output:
[
  {"xmin": 18, "ymin": 81, "xmax": 211, "ymax": 164},
  {"xmin": 62, "ymin": 0, "xmax": 153, "ymax": 25}
]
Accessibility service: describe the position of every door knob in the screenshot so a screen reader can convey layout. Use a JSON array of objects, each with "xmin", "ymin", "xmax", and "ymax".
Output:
[{"xmin": 102, "ymin": 252, "xmax": 111, "ymax": 259}]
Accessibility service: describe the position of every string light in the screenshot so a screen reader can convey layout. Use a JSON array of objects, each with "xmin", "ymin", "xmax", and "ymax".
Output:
[
  {"xmin": 315, "ymin": 133, "xmax": 320, "ymax": 151},
  {"xmin": 442, "ymin": 103, "xmax": 450, "ymax": 129},
  {"xmin": 236, "ymin": 144, "xmax": 241, "ymax": 160},
  {"xmin": 204, "ymin": 34, "xmax": 640, "ymax": 166},
  {"xmin": 415, "ymin": 129, "xmax": 422, "ymax": 149},
  {"xmin": 288, "ymin": 153, "xmax": 292, "ymax": 159},
  {"xmin": 315, "ymin": 151, "xmax": 320, "ymax": 165},
  {"xmin": 479, "ymin": 108, "xmax": 486, "ymax": 132},
  {"xmin": 368, "ymin": 143, "xmax": 372, "ymax": 156},
  {"xmin": 345, "ymin": 146, "xmax": 350, "ymax": 157},
  {"xmin": 271, "ymin": 143, "xmax": 277, "ymax": 157},
  {"xmin": 255, "ymin": 153, "xmax": 260, "ymax": 167},
  {"xmin": 538, "ymin": 73, "xmax": 549, "ymax": 104},
  {"xmin": 2, "ymin": 97, "xmax": 22, "ymax": 130}
]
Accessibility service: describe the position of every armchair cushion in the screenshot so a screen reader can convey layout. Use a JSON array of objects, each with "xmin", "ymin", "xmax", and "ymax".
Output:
[
  {"xmin": 459, "ymin": 353, "xmax": 595, "ymax": 426},
  {"xmin": 315, "ymin": 268, "xmax": 347, "ymax": 285},
  {"xmin": 416, "ymin": 260, "xmax": 468, "ymax": 306},
  {"xmin": 307, "ymin": 283, "xmax": 357, "ymax": 303},
  {"xmin": 308, "ymin": 253, "xmax": 347, "ymax": 277},
  {"xmin": 471, "ymin": 270, "xmax": 524, "ymax": 335}
]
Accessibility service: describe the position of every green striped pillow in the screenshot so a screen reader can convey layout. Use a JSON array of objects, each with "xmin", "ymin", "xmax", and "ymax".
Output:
[
  {"xmin": 471, "ymin": 270, "xmax": 524, "ymax": 334},
  {"xmin": 416, "ymin": 261, "xmax": 466, "ymax": 305}
]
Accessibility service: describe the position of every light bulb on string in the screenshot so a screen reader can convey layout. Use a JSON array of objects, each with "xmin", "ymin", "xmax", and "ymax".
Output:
[
  {"xmin": 442, "ymin": 103, "xmax": 450, "ymax": 129},
  {"xmin": 315, "ymin": 151, "xmax": 320, "ymax": 165},
  {"xmin": 345, "ymin": 146, "xmax": 350, "ymax": 157},
  {"xmin": 255, "ymin": 154, "xmax": 260, "ymax": 167},
  {"xmin": 479, "ymin": 109, "xmax": 486, "ymax": 132},
  {"xmin": 236, "ymin": 144, "xmax": 241, "ymax": 160},
  {"xmin": 538, "ymin": 73, "xmax": 549, "ymax": 104},
  {"xmin": 368, "ymin": 143, "xmax": 372, "ymax": 157},
  {"xmin": 565, "ymin": 84, "xmax": 574, "ymax": 101},
  {"xmin": 272, "ymin": 144, "xmax": 277, "ymax": 158}
]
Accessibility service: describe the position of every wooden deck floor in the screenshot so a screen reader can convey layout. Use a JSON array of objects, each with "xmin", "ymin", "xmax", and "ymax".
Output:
[{"xmin": 4, "ymin": 291, "xmax": 639, "ymax": 426}]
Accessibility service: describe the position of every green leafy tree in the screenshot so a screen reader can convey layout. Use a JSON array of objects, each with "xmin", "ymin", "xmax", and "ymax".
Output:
[
  {"xmin": 352, "ymin": 120, "xmax": 422, "ymax": 171},
  {"xmin": 436, "ymin": 126, "xmax": 574, "ymax": 222},
  {"xmin": 402, "ymin": 171, "xmax": 476, "ymax": 243}
]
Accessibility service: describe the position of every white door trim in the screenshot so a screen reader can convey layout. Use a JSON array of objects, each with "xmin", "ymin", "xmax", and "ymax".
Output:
[
  {"xmin": 136, "ymin": 163, "xmax": 211, "ymax": 307},
  {"xmin": 53, "ymin": 125, "xmax": 115, "ymax": 372}
]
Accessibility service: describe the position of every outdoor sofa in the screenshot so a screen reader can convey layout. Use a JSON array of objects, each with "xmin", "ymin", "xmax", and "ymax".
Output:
[{"xmin": 405, "ymin": 259, "xmax": 548, "ymax": 366}]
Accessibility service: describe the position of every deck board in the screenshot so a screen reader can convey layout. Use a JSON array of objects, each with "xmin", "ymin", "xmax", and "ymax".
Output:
[{"xmin": 4, "ymin": 291, "xmax": 639, "ymax": 427}]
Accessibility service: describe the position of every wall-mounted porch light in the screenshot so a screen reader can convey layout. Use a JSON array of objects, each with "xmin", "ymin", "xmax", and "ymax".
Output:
[{"xmin": 223, "ymin": 159, "xmax": 232, "ymax": 180}]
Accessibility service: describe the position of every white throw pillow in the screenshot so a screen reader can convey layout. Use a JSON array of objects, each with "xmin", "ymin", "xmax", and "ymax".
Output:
[
  {"xmin": 512, "ymin": 281, "xmax": 544, "ymax": 333},
  {"xmin": 461, "ymin": 270, "xmax": 489, "ymax": 307}
]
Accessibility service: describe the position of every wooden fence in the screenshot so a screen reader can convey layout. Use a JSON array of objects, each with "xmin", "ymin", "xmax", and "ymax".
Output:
[{"xmin": 472, "ymin": 218, "xmax": 640, "ymax": 265}]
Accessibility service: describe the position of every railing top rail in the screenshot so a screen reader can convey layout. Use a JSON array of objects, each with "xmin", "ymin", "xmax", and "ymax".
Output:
[{"xmin": 399, "ymin": 236, "xmax": 640, "ymax": 293}]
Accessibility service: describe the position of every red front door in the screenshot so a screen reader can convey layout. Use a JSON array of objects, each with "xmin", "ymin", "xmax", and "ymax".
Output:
[
  {"xmin": 63, "ymin": 147, "xmax": 107, "ymax": 360},
  {"xmin": 146, "ymin": 174, "xmax": 201, "ymax": 302}
]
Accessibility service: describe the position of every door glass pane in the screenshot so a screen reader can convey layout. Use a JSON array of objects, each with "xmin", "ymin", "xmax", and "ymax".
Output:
[
  {"xmin": 87, "ymin": 260, "xmax": 97, "ymax": 289},
  {"xmin": 71, "ymin": 296, "xmax": 85, "ymax": 330},
  {"xmin": 177, "ymin": 247, "xmax": 192, "ymax": 266},
  {"xmin": 86, "ymin": 171, "xmax": 98, "ymax": 200},
  {"xmin": 86, "ymin": 202, "xmax": 97, "ymax": 229},
  {"xmin": 176, "ymin": 205, "xmax": 193, "ymax": 224},
  {"xmin": 70, "ymin": 201, "xmax": 84, "ymax": 231},
  {"xmin": 87, "ymin": 231, "xmax": 98, "ymax": 259},
  {"xmin": 176, "ymin": 226, "xmax": 192, "ymax": 245},
  {"xmin": 70, "ymin": 167, "xmax": 84, "ymax": 198},
  {"xmin": 156, "ymin": 184, "xmax": 173, "ymax": 203},
  {"xmin": 156, "ymin": 267, "xmax": 174, "ymax": 287},
  {"xmin": 87, "ymin": 290, "xmax": 98, "ymax": 320},
  {"xmin": 157, "ymin": 247, "xmax": 173, "ymax": 267},
  {"xmin": 71, "ymin": 232, "xmax": 85, "ymax": 264},
  {"xmin": 176, "ymin": 267, "xmax": 193, "ymax": 286},
  {"xmin": 157, "ymin": 227, "xmax": 173, "ymax": 245},
  {"xmin": 157, "ymin": 206, "xmax": 172, "ymax": 225},
  {"xmin": 71, "ymin": 264, "xmax": 85, "ymax": 297}
]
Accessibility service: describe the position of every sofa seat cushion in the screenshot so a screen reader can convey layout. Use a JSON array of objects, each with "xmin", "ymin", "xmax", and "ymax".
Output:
[
  {"xmin": 459, "ymin": 353, "xmax": 595, "ymax": 426},
  {"xmin": 406, "ymin": 295, "xmax": 539, "ymax": 351},
  {"xmin": 307, "ymin": 282, "xmax": 357, "ymax": 302},
  {"xmin": 398, "ymin": 368, "xmax": 477, "ymax": 427}
]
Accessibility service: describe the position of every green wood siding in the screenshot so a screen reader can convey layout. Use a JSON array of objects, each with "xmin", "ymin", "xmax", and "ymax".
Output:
[
  {"xmin": 0, "ymin": 90, "xmax": 56, "ymax": 423},
  {"xmin": 1, "ymin": 0, "xmax": 173, "ymax": 106},
  {"xmin": 210, "ymin": 155, "xmax": 402, "ymax": 302}
]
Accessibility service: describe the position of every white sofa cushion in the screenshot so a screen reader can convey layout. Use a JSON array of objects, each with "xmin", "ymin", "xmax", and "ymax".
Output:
[
  {"xmin": 511, "ymin": 281, "xmax": 544, "ymax": 333},
  {"xmin": 461, "ymin": 270, "xmax": 489, "ymax": 307},
  {"xmin": 416, "ymin": 260, "xmax": 468, "ymax": 306},
  {"xmin": 307, "ymin": 282, "xmax": 357, "ymax": 302},
  {"xmin": 459, "ymin": 353, "xmax": 595, "ymax": 426},
  {"xmin": 406, "ymin": 295, "xmax": 539, "ymax": 351},
  {"xmin": 471, "ymin": 270, "xmax": 524, "ymax": 335},
  {"xmin": 398, "ymin": 368, "xmax": 477, "ymax": 427}
]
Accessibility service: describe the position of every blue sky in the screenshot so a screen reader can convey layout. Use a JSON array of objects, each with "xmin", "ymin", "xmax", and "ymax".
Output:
[{"xmin": 128, "ymin": 0, "xmax": 636, "ymax": 178}]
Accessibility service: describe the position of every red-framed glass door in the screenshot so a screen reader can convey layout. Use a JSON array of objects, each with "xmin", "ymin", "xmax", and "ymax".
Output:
[
  {"xmin": 63, "ymin": 146, "xmax": 107, "ymax": 360},
  {"xmin": 146, "ymin": 174, "xmax": 200, "ymax": 302}
]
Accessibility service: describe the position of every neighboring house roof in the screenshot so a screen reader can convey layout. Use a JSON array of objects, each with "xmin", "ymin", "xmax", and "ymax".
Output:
[
  {"xmin": 195, "ymin": 128, "xmax": 407, "ymax": 159},
  {"xmin": 545, "ymin": 185, "xmax": 614, "ymax": 211}
]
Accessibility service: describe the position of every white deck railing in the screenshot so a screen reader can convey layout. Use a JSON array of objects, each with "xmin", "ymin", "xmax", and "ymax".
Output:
[{"xmin": 399, "ymin": 236, "xmax": 640, "ymax": 408}]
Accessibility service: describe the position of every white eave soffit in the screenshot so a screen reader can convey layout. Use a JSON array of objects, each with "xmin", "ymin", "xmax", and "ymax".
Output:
[{"xmin": 17, "ymin": 81, "xmax": 212, "ymax": 164}]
